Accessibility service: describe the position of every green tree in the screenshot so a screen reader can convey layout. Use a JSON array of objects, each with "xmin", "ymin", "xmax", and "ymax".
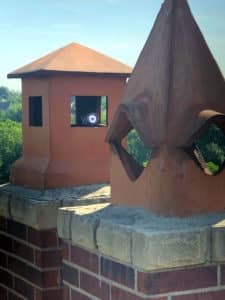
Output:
[
  {"xmin": 127, "ymin": 129, "xmax": 151, "ymax": 167},
  {"xmin": 0, "ymin": 86, "xmax": 10, "ymax": 100},
  {"xmin": 0, "ymin": 110, "xmax": 6, "ymax": 121},
  {"xmin": 196, "ymin": 124, "xmax": 225, "ymax": 174},
  {"xmin": 0, "ymin": 120, "xmax": 22, "ymax": 183},
  {"xmin": 126, "ymin": 125, "xmax": 225, "ymax": 174},
  {"xmin": 5, "ymin": 102, "xmax": 22, "ymax": 122},
  {"xmin": 0, "ymin": 86, "xmax": 22, "ymax": 122}
]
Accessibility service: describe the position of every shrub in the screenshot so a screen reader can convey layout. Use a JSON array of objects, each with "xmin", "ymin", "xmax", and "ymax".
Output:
[
  {"xmin": 0, "ymin": 120, "xmax": 22, "ymax": 183},
  {"xmin": 127, "ymin": 129, "xmax": 151, "ymax": 167}
]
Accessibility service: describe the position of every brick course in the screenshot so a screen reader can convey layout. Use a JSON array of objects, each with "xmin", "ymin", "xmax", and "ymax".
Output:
[
  {"xmin": 14, "ymin": 277, "xmax": 34, "ymax": 299},
  {"xmin": 35, "ymin": 249, "xmax": 62, "ymax": 268},
  {"xmin": 111, "ymin": 286, "xmax": 143, "ymax": 300},
  {"xmin": 80, "ymin": 271, "xmax": 110, "ymax": 300},
  {"xmin": 0, "ymin": 216, "xmax": 62, "ymax": 300},
  {"xmin": 35, "ymin": 288, "xmax": 63, "ymax": 300},
  {"xmin": 62, "ymin": 263, "xmax": 79, "ymax": 286},
  {"xmin": 28, "ymin": 228, "xmax": 59, "ymax": 248},
  {"xmin": 0, "ymin": 285, "xmax": 8, "ymax": 299},
  {"xmin": 62, "ymin": 241, "xmax": 225, "ymax": 300},
  {"xmin": 71, "ymin": 244, "xmax": 98, "ymax": 273},
  {"xmin": 138, "ymin": 266, "xmax": 217, "ymax": 294},
  {"xmin": 71, "ymin": 289, "xmax": 91, "ymax": 300},
  {"xmin": 172, "ymin": 290, "xmax": 225, "ymax": 300},
  {"xmin": 101, "ymin": 257, "xmax": 135, "ymax": 288}
]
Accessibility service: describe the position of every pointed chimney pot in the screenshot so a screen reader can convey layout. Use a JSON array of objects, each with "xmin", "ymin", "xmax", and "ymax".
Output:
[{"xmin": 107, "ymin": 0, "xmax": 225, "ymax": 216}]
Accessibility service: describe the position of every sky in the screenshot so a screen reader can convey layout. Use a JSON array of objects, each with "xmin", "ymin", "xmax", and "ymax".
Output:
[{"xmin": 0, "ymin": 0, "xmax": 225, "ymax": 91}]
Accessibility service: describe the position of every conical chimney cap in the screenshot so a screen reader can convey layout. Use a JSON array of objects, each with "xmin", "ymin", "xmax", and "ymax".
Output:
[{"xmin": 107, "ymin": 0, "xmax": 225, "ymax": 148}]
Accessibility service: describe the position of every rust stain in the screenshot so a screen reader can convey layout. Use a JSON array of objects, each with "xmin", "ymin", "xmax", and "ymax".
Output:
[{"xmin": 107, "ymin": 0, "xmax": 225, "ymax": 216}]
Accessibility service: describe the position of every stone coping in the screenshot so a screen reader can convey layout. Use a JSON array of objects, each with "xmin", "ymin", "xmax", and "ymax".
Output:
[
  {"xmin": 0, "ymin": 183, "xmax": 110, "ymax": 230},
  {"xmin": 58, "ymin": 203, "xmax": 225, "ymax": 271}
]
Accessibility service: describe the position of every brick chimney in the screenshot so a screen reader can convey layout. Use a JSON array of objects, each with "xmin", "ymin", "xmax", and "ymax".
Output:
[{"xmin": 8, "ymin": 43, "xmax": 131, "ymax": 189}]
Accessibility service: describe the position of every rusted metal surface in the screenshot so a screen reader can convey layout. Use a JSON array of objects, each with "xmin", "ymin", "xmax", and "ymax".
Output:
[{"xmin": 107, "ymin": 0, "xmax": 225, "ymax": 216}]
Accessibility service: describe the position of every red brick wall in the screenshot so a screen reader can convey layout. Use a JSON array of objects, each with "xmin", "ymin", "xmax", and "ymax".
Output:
[
  {"xmin": 2, "ymin": 215, "xmax": 225, "ymax": 300},
  {"xmin": 0, "ymin": 216, "xmax": 62, "ymax": 300},
  {"xmin": 62, "ymin": 241, "xmax": 225, "ymax": 300}
]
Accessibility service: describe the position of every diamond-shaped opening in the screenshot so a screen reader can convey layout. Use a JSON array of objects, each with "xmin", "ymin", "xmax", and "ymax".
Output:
[
  {"xmin": 108, "ymin": 110, "xmax": 152, "ymax": 181},
  {"xmin": 188, "ymin": 124, "xmax": 225, "ymax": 175},
  {"xmin": 112, "ymin": 127, "xmax": 151, "ymax": 181},
  {"xmin": 122, "ymin": 129, "xmax": 151, "ymax": 168}
]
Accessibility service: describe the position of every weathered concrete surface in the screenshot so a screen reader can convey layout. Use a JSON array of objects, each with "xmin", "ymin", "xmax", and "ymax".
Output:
[
  {"xmin": 58, "ymin": 203, "xmax": 109, "ymax": 249},
  {"xmin": 0, "ymin": 183, "xmax": 110, "ymax": 203},
  {"xmin": 58, "ymin": 204, "xmax": 225, "ymax": 271},
  {"xmin": 57, "ymin": 207, "xmax": 75, "ymax": 240},
  {"xmin": 10, "ymin": 194, "xmax": 61, "ymax": 230},
  {"xmin": 97, "ymin": 220, "xmax": 132, "ymax": 264},
  {"xmin": 0, "ymin": 183, "xmax": 110, "ymax": 229},
  {"xmin": 132, "ymin": 227, "xmax": 210, "ymax": 270},
  {"xmin": 212, "ymin": 220, "xmax": 225, "ymax": 262},
  {"xmin": 3, "ymin": 182, "xmax": 225, "ymax": 271},
  {"xmin": 71, "ymin": 203, "xmax": 109, "ymax": 250}
]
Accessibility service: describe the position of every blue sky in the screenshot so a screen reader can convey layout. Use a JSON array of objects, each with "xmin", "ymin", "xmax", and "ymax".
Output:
[{"xmin": 1, "ymin": 0, "xmax": 225, "ymax": 91}]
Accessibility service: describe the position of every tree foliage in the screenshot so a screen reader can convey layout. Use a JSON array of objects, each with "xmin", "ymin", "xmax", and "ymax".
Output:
[
  {"xmin": 196, "ymin": 124, "xmax": 225, "ymax": 174},
  {"xmin": 0, "ymin": 86, "xmax": 21, "ymax": 103},
  {"xmin": 0, "ymin": 86, "xmax": 22, "ymax": 122},
  {"xmin": 0, "ymin": 86, "xmax": 10, "ymax": 100},
  {"xmin": 0, "ymin": 87, "xmax": 22, "ymax": 183},
  {"xmin": 126, "ymin": 124, "xmax": 225, "ymax": 175},
  {"xmin": 127, "ymin": 129, "xmax": 151, "ymax": 167},
  {"xmin": 0, "ymin": 120, "xmax": 22, "ymax": 182}
]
